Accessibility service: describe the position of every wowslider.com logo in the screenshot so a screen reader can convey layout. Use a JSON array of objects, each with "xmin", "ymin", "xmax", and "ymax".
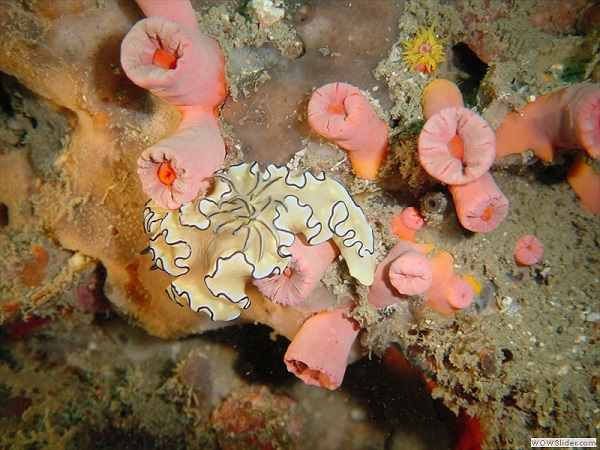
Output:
[{"xmin": 531, "ymin": 437, "xmax": 596, "ymax": 448}]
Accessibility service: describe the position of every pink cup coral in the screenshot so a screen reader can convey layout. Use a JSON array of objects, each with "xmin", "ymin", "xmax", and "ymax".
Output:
[
  {"xmin": 418, "ymin": 79, "xmax": 496, "ymax": 185},
  {"xmin": 137, "ymin": 111, "xmax": 225, "ymax": 210},
  {"xmin": 307, "ymin": 82, "xmax": 389, "ymax": 181},
  {"xmin": 495, "ymin": 82, "xmax": 600, "ymax": 215},
  {"xmin": 252, "ymin": 237, "xmax": 339, "ymax": 307},
  {"xmin": 390, "ymin": 206, "xmax": 425, "ymax": 242},
  {"xmin": 448, "ymin": 172, "xmax": 509, "ymax": 233},
  {"xmin": 445, "ymin": 278, "xmax": 475, "ymax": 310},
  {"xmin": 425, "ymin": 250, "xmax": 474, "ymax": 316},
  {"xmin": 121, "ymin": 12, "xmax": 228, "ymax": 210},
  {"xmin": 121, "ymin": 16, "xmax": 226, "ymax": 110},
  {"xmin": 387, "ymin": 241, "xmax": 433, "ymax": 296},
  {"xmin": 284, "ymin": 304, "xmax": 360, "ymax": 390},
  {"xmin": 368, "ymin": 240, "xmax": 433, "ymax": 308},
  {"xmin": 514, "ymin": 234, "xmax": 543, "ymax": 266}
]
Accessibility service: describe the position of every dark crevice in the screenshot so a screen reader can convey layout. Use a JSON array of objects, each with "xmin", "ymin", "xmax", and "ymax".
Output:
[{"xmin": 452, "ymin": 42, "xmax": 488, "ymax": 107}]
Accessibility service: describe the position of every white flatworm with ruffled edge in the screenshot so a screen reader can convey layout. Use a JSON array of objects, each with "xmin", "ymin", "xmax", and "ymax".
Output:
[{"xmin": 142, "ymin": 163, "xmax": 375, "ymax": 321}]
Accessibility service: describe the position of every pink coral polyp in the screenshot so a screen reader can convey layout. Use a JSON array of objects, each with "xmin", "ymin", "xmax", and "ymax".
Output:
[
  {"xmin": 514, "ymin": 234, "xmax": 543, "ymax": 266},
  {"xmin": 137, "ymin": 112, "xmax": 225, "ymax": 210},
  {"xmin": 284, "ymin": 306, "xmax": 360, "ymax": 390},
  {"xmin": 120, "ymin": 16, "xmax": 226, "ymax": 109},
  {"xmin": 418, "ymin": 106, "xmax": 496, "ymax": 185},
  {"xmin": 252, "ymin": 239, "xmax": 338, "ymax": 307},
  {"xmin": 449, "ymin": 172, "xmax": 509, "ymax": 233}
]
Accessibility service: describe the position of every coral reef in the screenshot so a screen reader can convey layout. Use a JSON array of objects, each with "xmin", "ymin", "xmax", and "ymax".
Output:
[{"xmin": 212, "ymin": 385, "xmax": 301, "ymax": 450}]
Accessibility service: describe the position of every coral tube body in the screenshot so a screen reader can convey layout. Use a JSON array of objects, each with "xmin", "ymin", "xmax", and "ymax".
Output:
[
  {"xmin": 425, "ymin": 251, "xmax": 474, "ymax": 316},
  {"xmin": 308, "ymin": 82, "xmax": 389, "ymax": 181},
  {"xmin": 449, "ymin": 172, "xmax": 509, "ymax": 233},
  {"xmin": 135, "ymin": 0, "xmax": 199, "ymax": 30},
  {"xmin": 495, "ymin": 82, "xmax": 600, "ymax": 161},
  {"xmin": 284, "ymin": 305, "xmax": 360, "ymax": 390},
  {"xmin": 566, "ymin": 155, "xmax": 600, "ymax": 214},
  {"xmin": 422, "ymin": 78, "xmax": 463, "ymax": 120}
]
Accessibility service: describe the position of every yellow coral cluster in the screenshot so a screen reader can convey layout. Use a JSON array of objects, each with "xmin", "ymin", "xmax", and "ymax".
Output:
[{"xmin": 402, "ymin": 23, "xmax": 447, "ymax": 74}]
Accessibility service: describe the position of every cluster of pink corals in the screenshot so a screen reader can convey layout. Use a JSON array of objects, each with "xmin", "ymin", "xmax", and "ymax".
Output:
[
  {"xmin": 368, "ymin": 226, "xmax": 475, "ymax": 317},
  {"xmin": 418, "ymin": 79, "xmax": 509, "ymax": 232},
  {"xmin": 121, "ymin": 1, "xmax": 585, "ymax": 392},
  {"xmin": 251, "ymin": 237, "xmax": 360, "ymax": 390},
  {"xmin": 121, "ymin": 0, "xmax": 227, "ymax": 210},
  {"xmin": 121, "ymin": 0, "xmax": 361, "ymax": 391}
]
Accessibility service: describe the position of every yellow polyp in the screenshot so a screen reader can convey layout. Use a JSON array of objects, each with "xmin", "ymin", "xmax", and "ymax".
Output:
[
  {"xmin": 462, "ymin": 274, "xmax": 482, "ymax": 296},
  {"xmin": 402, "ymin": 23, "xmax": 447, "ymax": 75}
]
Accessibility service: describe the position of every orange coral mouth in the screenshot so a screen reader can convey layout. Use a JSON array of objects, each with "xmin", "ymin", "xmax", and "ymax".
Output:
[
  {"xmin": 447, "ymin": 134, "xmax": 464, "ymax": 159},
  {"xmin": 327, "ymin": 101, "xmax": 346, "ymax": 115},
  {"xmin": 152, "ymin": 48, "xmax": 177, "ymax": 69},
  {"xmin": 158, "ymin": 162, "xmax": 177, "ymax": 186},
  {"xmin": 481, "ymin": 205, "xmax": 493, "ymax": 221}
]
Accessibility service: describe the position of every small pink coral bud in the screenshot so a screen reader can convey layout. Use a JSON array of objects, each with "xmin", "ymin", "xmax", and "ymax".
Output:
[
  {"xmin": 120, "ymin": 16, "xmax": 227, "ymax": 111},
  {"xmin": 425, "ymin": 250, "xmax": 474, "ymax": 316},
  {"xmin": 135, "ymin": 0, "xmax": 199, "ymax": 30},
  {"xmin": 137, "ymin": 112, "xmax": 225, "ymax": 209},
  {"xmin": 401, "ymin": 206, "xmax": 425, "ymax": 230},
  {"xmin": 390, "ymin": 207, "xmax": 424, "ymax": 242},
  {"xmin": 368, "ymin": 240, "xmax": 432, "ymax": 307},
  {"xmin": 252, "ymin": 237, "xmax": 339, "ymax": 307},
  {"xmin": 514, "ymin": 234, "xmax": 543, "ymax": 266},
  {"xmin": 307, "ymin": 82, "xmax": 389, "ymax": 181},
  {"xmin": 284, "ymin": 305, "xmax": 360, "ymax": 390},
  {"xmin": 495, "ymin": 82, "xmax": 600, "ymax": 161},
  {"xmin": 446, "ymin": 278, "xmax": 474, "ymax": 309},
  {"xmin": 388, "ymin": 244, "xmax": 432, "ymax": 296},
  {"xmin": 419, "ymin": 106, "xmax": 496, "ymax": 185},
  {"xmin": 449, "ymin": 172, "xmax": 509, "ymax": 233}
]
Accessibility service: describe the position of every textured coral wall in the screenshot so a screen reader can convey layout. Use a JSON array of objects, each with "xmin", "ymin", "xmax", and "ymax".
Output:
[{"xmin": 0, "ymin": 0, "xmax": 225, "ymax": 337}]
